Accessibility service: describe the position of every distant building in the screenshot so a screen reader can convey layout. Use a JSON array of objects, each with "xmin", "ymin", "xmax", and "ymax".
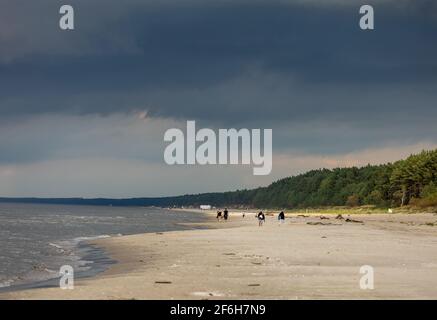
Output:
[{"xmin": 200, "ymin": 205, "xmax": 211, "ymax": 210}]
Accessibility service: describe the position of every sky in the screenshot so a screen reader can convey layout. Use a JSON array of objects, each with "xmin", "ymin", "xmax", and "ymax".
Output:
[{"xmin": 0, "ymin": 0, "xmax": 436, "ymax": 197}]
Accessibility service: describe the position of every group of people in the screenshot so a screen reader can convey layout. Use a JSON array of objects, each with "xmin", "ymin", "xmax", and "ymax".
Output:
[
  {"xmin": 257, "ymin": 210, "xmax": 285, "ymax": 226},
  {"xmin": 216, "ymin": 208, "xmax": 229, "ymax": 221},
  {"xmin": 216, "ymin": 208, "xmax": 286, "ymax": 227}
]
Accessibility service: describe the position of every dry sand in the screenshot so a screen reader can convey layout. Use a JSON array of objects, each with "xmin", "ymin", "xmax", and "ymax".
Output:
[{"xmin": 2, "ymin": 211, "xmax": 437, "ymax": 300}]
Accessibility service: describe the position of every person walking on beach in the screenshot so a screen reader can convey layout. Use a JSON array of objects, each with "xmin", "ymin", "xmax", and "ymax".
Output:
[
  {"xmin": 216, "ymin": 210, "xmax": 222, "ymax": 221},
  {"xmin": 278, "ymin": 211, "xmax": 285, "ymax": 225},
  {"xmin": 223, "ymin": 208, "xmax": 229, "ymax": 221},
  {"xmin": 257, "ymin": 211, "xmax": 265, "ymax": 227}
]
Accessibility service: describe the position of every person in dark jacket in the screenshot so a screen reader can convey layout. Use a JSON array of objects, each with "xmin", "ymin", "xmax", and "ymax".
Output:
[
  {"xmin": 223, "ymin": 208, "xmax": 229, "ymax": 221},
  {"xmin": 257, "ymin": 211, "xmax": 265, "ymax": 226},
  {"xmin": 278, "ymin": 211, "xmax": 285, "ymax": 225}
]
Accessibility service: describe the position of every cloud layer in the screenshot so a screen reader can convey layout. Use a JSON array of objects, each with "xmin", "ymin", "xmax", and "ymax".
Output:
[{"xmin": 0, "ymin": 0, "xmax": 436, "ymax": 196}]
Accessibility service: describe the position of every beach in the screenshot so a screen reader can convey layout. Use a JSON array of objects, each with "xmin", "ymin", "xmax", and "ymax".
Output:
[{"xmin": 1, "ymin": 211, "xmax": 437, "ymax": 300}]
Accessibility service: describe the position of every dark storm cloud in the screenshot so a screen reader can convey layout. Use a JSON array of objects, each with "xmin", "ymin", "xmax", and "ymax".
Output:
[
  {"xmin": 1, "ymin": 0, "xmax": 437, "ymax": 197},
  {"xmin": 0, "ymin": 0, "xmax": 436, "ymax": 124}
]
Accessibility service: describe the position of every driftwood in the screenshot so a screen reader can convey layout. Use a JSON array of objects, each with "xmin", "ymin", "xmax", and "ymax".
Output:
[
  {"xmin": 345, "ymin": 218, "xmax": 363, "ymax": 223},
  {"xmin": 307, "ymin": 222, "xmax": 333, "ymax": 226}
]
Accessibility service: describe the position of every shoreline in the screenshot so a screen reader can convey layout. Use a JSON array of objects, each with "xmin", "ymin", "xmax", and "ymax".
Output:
[
  {"xmin": 1, "ymin": 211, "xmax": 437, "ymax": 299},
  {"xmin": 0, "ymin": 242, "xmax": 116, "ymax": 294},
  {"xmin": 0, "ymin": 208, "xmax": 212, "ymax": 294}
]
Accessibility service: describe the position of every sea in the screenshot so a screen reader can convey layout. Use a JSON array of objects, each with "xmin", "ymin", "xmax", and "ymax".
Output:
[{"xmin": 0, "ymin": 203, "xmax": 207, "ymax": 291}]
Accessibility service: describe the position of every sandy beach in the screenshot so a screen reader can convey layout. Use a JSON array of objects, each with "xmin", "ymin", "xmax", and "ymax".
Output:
[{"xmin": 1, "ymin": 211, "xmax": 437, "ymax": 300}]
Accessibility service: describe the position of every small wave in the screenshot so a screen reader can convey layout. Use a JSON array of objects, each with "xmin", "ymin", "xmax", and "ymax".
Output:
[
  {"xmin": 52, "ymin": 235, "xmax": 111, "ymax": 250},
  {"xmin": 44, "ymin": 268, "xmax": 58, "ymax": 274},
  {"xmin": 0, "ymin": 280, "xmax": 13, "ymax": 288},
  {"xmin": 71, "ymin": 235, "xmax": 111, "ymax": 244},
  {"xmin": 48, "ymin": 243, "xmax": 63, "ymax": 250}
]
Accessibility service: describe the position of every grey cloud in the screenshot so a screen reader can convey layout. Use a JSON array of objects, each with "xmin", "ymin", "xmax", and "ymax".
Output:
[
  {"xmin": 0, "ymin": 114, "xmax": 175, "ymax": 164},
  {"xmin": 1, "ymin": 1, "xmax": 436, "ymax": 115},
  {"xmin": 0, "ymin": 0, "xmax": 436, "ymax": 190}
]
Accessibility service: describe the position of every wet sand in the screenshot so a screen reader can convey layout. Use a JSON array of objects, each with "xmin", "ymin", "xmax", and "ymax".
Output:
[{"xmin": 2, "ymin": 212, "xmax": 437, "ymax": 299}]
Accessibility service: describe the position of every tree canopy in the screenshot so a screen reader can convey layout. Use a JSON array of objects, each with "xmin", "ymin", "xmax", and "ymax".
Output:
[{"xmin": 1, "ymin": 149, "xmax": 436, "ymax": 209}]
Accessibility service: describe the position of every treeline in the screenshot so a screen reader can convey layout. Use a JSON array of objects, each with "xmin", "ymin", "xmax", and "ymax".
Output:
[
  {"xmin": 233, "ymin": 149, "xmax": 437, "ymax": 208},
  {"xmin": 172, "ymin": 149, "xmax": 437, "ymax": 208},
  {"xmin": 1, "ymin": 150, "xmax": 436, "ymax": 209}
]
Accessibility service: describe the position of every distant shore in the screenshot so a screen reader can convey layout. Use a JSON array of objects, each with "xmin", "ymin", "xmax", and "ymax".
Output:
[{"xmin": 2, "ymin": 210, "xmax": 437, "ymax": 299}]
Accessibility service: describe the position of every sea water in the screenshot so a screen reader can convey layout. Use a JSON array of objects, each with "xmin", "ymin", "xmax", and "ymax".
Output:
[{"xmin": 0, "ymin": 203, "xmax": 207, "ymax": 291}]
